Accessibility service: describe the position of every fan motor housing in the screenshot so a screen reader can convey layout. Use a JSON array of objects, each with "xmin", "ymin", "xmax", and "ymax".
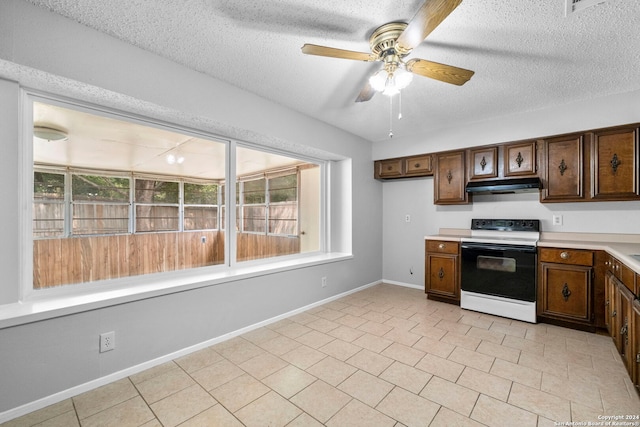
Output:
[{"xmin": 369, "ymin": 22, "xmax": 409, "ymax": 58}]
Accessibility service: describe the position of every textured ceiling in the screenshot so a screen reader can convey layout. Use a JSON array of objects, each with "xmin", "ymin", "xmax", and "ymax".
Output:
[{"xmin": 25, "ymin": 0, "xmax": 640, "ymax": 143}]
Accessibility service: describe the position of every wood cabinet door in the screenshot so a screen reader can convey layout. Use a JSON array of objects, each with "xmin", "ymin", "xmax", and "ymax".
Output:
[
  {"xmin": 632, "ymin": 299, "xmax": 640, "ymax": 392},
  {"xmin": 605, "ymin": 271, "xmax": 614, "ymax": 334},
  {"xmin": 505, "ymin": 141, "xmax": 537, "ymax": 177},
  {"xmin": 616, "ymin": 281, "xmax": 634, "ymax": 374},
  {"xmin": 404, "ymin": 155, "xmax": 432, "ymax": 176},
  {"xmin": 540, "ymin": 263, "xmax": 592, "ymax": 323},
  {"xmin": 468, "ymin": 146, "xmax": 498, "ymax": 180},
  {"xmin": 434, "ymin": 151, "xmax": 468, "ymax": 205},
  {"xmin": 591, "ymin": 126, "xmax": 640, "ymax": 199},
  {"xmin": 376, "ymin": 159, "xmax": 403, "ymax": 178},
  {"xmin": 541, "ymin": 134, "xmax": 584, "ymax": 202},
  {"xmin": 425, "ymin": 254, "xmax": 458, "ymax": 299}
]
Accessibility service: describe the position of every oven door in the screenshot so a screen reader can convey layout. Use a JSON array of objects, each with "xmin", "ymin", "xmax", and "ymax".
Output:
[{"xmin": 461, "ymin": 242, "xmax": 537, "ymax": 302}]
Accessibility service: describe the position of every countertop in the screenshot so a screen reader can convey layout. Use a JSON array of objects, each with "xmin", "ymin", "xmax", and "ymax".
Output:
[{"xmin": 425, "ymin": 229, "xmax": 640, "ymax": 275}]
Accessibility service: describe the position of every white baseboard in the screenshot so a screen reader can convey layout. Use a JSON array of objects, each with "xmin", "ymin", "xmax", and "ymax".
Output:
[
  {"xmin": 0, "ymin": 279, "xmax": 382, "ymax": 424},
  {"xmin": 382, "ymin": 279, "xmax": 423, "ymax": 290}
]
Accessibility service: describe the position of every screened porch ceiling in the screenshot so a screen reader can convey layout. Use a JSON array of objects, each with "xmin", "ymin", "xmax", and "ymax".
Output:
[{"xmin": 33, "ymin": 102, "xmax": 307, "ymax": 181}]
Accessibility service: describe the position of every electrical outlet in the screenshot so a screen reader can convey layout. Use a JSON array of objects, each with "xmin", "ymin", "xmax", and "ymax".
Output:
[
  {"xmin": 100, "ymin": 331, "xmax": 115, "ymax": 353},
  {"xmin": 552, "ymin": 215, "xmax": 563, "ymax": 226},
  {"xmin": 321, "ymin": 276, "xmax": 327, "ymax": 288},
  {"xmin": 405, "ymin": 214, "xmax": 411, "ymax": 223}
]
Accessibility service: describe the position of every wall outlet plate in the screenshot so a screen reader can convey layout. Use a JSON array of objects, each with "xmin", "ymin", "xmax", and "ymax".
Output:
[
  {"xmin": 100, "ymin": 331, "xmax": 115, "ymax": 353},
  {"xmin": 552, "ymin": 215, "xmax": 563, "ymax": 226}
]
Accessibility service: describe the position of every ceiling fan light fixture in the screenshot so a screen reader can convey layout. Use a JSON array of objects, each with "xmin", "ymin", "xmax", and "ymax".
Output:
[{"xmin": 369, "ymin": 70, "xmax": 387, "ymax": 92}]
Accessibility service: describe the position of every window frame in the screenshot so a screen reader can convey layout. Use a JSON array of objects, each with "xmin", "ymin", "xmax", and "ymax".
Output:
[{"xmin": 21, "ymin": 92, "xmax": 329, "ymax": 303}]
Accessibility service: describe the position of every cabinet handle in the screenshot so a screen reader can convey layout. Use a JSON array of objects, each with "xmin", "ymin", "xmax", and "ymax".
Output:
[
  {"xmin": 438, "ymin": 267, "xmax": 445, "ymax": 280},
  {"xmin": 446, "ymin": 170, "xmax": 453, "ymax": 184},
  {"xmin": 387, "ymin": 165, "xmax": 393, "ymax": 171},
  {"xmin": 480, "ymin": 156, "xmax": 487, "ymax": 171},
  {"xmin": 610, "ymin": 153, "xmax": 620, "ymax": 174},
  {"xmin": 438, "ymin": 243, "xmax": 445, "ymax": 250},
  {"xmin": 516, "ymin": 152, "xmax": 524, "ymax": 168},
  {"xmin": 605, "ymin": 299, "xmax": 609, "ymax": 306},
  {"xmin": 558, "ymin": 159, "xmax": 567, "ymax": 176},
  {"xmin": 636, "ymin": 353, "xmax": 640, "ymax": 364},
  {"xmin": 561, "ymin": 283, "xmax": 571, "ymax": 301},
  {"xmin": 560, "ymin": 251, "xmax": 569, "ymax": 260},
  {"xmin": 621, "ymin": 324, "xmax": 628, "ymax": 336},
  {"xmin": 414, "ymin": 163, "xmax": 420, "ymax": 168},
  {"xmin": 612, "ymin": 310, "xmax": 617, "ymax": 318}
]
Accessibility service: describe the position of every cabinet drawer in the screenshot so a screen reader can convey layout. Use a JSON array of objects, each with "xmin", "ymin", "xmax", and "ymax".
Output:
[
  {"xmin": 539, "ymin": 248, "xmax": 593, "ymax": 266},
  {"xmin": 426, "ymin": 240, "xmax": 459, "ymax": 255},
  {"xmin": 377, "ymin": 159, "xmax": 403, "ymax": 178},
  {"xmin": 405, "ymin": 155, "xmax": 432, "ymax": 176}
]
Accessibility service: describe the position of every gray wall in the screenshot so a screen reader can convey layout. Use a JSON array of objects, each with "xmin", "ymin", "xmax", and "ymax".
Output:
[{"xmin": 0, "ymin": 0, "xmax": 382, "ymax": 416}]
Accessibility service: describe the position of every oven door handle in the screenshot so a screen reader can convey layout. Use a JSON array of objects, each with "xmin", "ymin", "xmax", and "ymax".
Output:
[{"xmin": 461, "ymin": 243, "xmax": 537, "ymax": 253}]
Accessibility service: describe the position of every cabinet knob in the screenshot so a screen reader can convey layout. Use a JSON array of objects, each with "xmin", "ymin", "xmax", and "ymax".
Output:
[
  {"xmin": 560, "ymin": 251, "xmax": 569, "ymax": 260},
  {"xmin": 612, "ymin": 310, "xmax": 617, "ymax": 318},
  {"xmin": 438, "ymin": 243, "xmax": 445, "ymax": 250},
  {"xmin": 561, "ymin": 283, "xmax": 571, "ymax": 301},
  {"xmin": 438, "ymin": 267, "xmax": 445, "ymax": 280},
  {"xmin": 415, "ymin": 163, "xmax": 420, "ymax": 168}
]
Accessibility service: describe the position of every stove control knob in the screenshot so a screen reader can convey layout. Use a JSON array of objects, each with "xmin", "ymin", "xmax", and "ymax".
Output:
[{"xmin": 507, "ymin": 221, "xmax": 514, "ymax": 227}]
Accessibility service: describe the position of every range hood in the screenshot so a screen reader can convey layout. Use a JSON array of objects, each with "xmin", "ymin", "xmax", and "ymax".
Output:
[{"xmin": 465, "ymin": 177, "xmax": 541, "ymax": 194}]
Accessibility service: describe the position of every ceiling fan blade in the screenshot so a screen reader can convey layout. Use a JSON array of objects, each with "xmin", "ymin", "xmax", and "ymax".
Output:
[
  {"xmin": 355, "ymin": 82, "xmax": 376, "ymax": 102},
  {"xmin": 396, "ymin": 0, "xmax": 463, "ymax": 53},
  {"xmin": 406, "ymin": 58, "xmax": 474, "ymax": 86},
  {"xmin": 301, "ymin": 44, "xmax": 377, "ymax": 61}
]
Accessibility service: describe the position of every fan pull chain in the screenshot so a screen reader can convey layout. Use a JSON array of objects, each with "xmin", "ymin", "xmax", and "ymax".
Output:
[
  {"xmin": 389, "ymin": 95, "xmax": 393, "ymax": 138},
  {"xmin": 398, "ymin": 91, "xmax": 403, "ymax": 120}
]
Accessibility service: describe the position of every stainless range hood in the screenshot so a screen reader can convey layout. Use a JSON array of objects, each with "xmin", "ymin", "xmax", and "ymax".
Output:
[{"xmin": 465, "ymin": 177, "xmax": 541, "ymax": 194}]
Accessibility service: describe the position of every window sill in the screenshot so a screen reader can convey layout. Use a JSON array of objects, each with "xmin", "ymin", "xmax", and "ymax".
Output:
[{"xmin": 0, "ymin": 252, "xmax": 353, "ymax": 329}]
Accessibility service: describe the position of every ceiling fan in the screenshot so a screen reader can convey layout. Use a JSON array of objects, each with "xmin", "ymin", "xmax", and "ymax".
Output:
[{"xmin": 301, "ymin": 0, "xmax": 474, "ymax": 102}]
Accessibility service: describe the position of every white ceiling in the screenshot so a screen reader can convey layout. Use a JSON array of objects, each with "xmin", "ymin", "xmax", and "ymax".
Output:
[{"xmin": 25, "ymin": 0, "xmax": 640, "ymax": 143}]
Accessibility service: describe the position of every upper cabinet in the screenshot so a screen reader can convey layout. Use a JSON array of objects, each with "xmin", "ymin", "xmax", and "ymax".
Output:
[
  {"xmin": 591, "ymin": 125, "xmax": 640, "ymax": 200},
  {"xmin": 504, "ymin": 141, "xmax": 537, "ymax": 177},
  {"xmin": 434, "ymin": 151, "xmax": 469, "ymax": 205},
  {"xmin": 540, "ymin": 134, "xmax": 585, "ymax": 202},
  {"xmin": 468, "ymin": 146, "xmax": 498, "ymax": 181},
  {"xmin": 374, "ymin": 154, "xmax": 432, "ymax": 180}
]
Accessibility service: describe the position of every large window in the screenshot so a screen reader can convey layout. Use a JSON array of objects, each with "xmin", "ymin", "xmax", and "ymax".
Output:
[{"xmin": 30, "ymin": 99, "xmax": 323, "ymax": 290}]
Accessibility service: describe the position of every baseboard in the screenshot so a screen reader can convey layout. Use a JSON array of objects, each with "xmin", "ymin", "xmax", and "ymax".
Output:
[
  {"xmin": 0, "ymin": 279, "xmax": 382, "ymax": 424},
  {"xmin": 382, "ymin": 279, "xmax": 423, "ymax": 290}
]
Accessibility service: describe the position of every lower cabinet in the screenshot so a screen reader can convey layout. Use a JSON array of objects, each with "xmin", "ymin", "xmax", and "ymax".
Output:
[
  {"xmin": 632, "ymin": 299, "xmax": 640, "ymax": 394},
  {"xmin": 611, "ymin": 273, "xmax": 634, "ymax": 376},
  {"xmin": 425, "ymin": 240, "xmax": 460, "ymax": 303},
  {"xmin": 538, "ymin": 248, "xmax": 594, "ymax": 330}
]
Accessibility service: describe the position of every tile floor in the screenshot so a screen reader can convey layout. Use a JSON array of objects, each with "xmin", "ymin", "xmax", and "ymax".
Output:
[{"xmin": 3, "ymin": 284, "xmax": 639, "ymax": 426}]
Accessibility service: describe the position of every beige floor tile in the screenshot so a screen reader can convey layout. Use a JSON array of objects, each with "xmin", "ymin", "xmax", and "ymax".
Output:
[
  {"xmin": 179, "ymin": 404, "xmax": 243, "ymax": 427},
  {"xmin": 190, "ymin": 358, "xmax": 245, "ymax": 391},
  {"xmin": 518, "ymin": 351, "xmax": 568, "ymax": 378},
  {"xmin": 241, "ymin": 326, "xmax": 281, "ymax": 344},
  {"xmin": 174, "ymin": 347, "xmax": 224, "ymax": 373},
  {"xmin": 352, "ymin": 333, "xmax": 394, "ymax": 353},
  {"xmin": 489, "ymin": 322, "xmax": 527, "ymax": 338},
  {"xmin": 508, "ymin": 382, "xmax": 571, "ymax": 421},
  {"xmin": 286, "ymin": 412, "xmax": 324, "ymax": 427},
  {"xmin": 338, "ymin": 370, "xmax": 394, "ymax": 407},
  {"xmin": 306, "ymin": 356, "xmax": 358, "ymax": 386},
  {"xmin": 379, "ymin": 361, "xmax": 432, "ymax": 394},
  {"xmin": 466, "ymin": 326, "xmax": 505, "ymax": 344},
  {"xmin": 415, "ymin": 353, "xmax": 465, "ymax": 382},
  {"xmin": 420, "ymin": 376, "xmax": 479, "ymax": 417},
  {"xmin": 274, "ymin": 322, "xmax": 313, "ymax": 339},
  {"xmin": 490, "ymin": 358, "xmax": 542, "ymax": 389},
  {"xmin": 325, "ymin": 301, "xmax": 350, "ymax": 311},
  {"xmin": 235, "ymin": 391, "xmax": 301, "ymax": 427},
  {"xmin": 448, "ymin": 346, "xmax": 495, "ymax": 372},
  {"xmin": 541, "ymin": 371, "xmax": 603, "ymax": 411},
  {"xmin": 288, "ymin": 312, "xmax": 319, "ymax": 325},
  {"xmin": 458, "ymin": 314, "xmax": 495, "ymax": 330},
  {"xmin": 502, "ymin": 334, "xmax": 545, "ymax": 355},
  {"xmin": 440, "ymin": 332, "xmax": 481, "ymax": 351},
  {"xmin": 263, "ymin": 365, "xmax": 316, "ymax": 398},
  {"xmin": 435, "ymin": 319, "xmax": 471, "ymax": 335},
  {"xmin": 409, "ymin": 323, "xmax": 447, "ymax": 340},
  {"xmin": 385, "ymin": 307, "xmax": 416, "ymax": 320},
  {"xmin": 215, "ymin": 338, "xmax": 265, "ymax": 365},
  {"xmin": 136, "ymin": 367, "xmax": 195, "ymax": 404},
  {"xmin": 295, "ymin": 330, "xmax": 335, "ymax": 349},
  {"xmin": 340, "ymin": 305, "xmax": 370, "ymax": 317},
  {"xmin": 412, "ymin": 336, "xmax": 455, "ymax": 358},
  {"xmin": 290, "ymin": 380, "xmax": 351, "ymax": 423},
  {"xmin": 306, "ymin": 317, "xmax": 340, "ymax": 333},
  {"xmin": 346, "ymin": 348, "xmax": 394, "ymax": 376},
  {"xmin": 257, "ymin": 334, "xmax": 301, "ymax": 356},
  {"xmin": 81, "ymin": 396, "xmax": 155, "ymax": 427},
  {"xmin": 544, "ymin": 346, "xmax": 593, "ymax": 369},
  {"xmin": 430, "ymin": 407, "xmax": 486, "ymax": 427},
  {"xmin": 150, "ymin": 384, "xmax": 215, "ymax": 427},
  {"xmin": 376, "ymin": 386, "xmax": 440, "ymax": 427},
  {"xmin": 319, "ymin": 339, "xmax": 361, "ymax": 361},
  {"xmin": 210, "ymin": 373, "xmax": 270, "ymax": 413},
  {"xmin": 130, "ymin": 362, "xmax": 180, "ymax": 385},
  {"xmin": 381, "ymin": 342, "xmax": 425, "ymax": 366},
  {"xmin": 471, "ymin": 394, "xmax": 538, "ymax": 427},
  {"xmin": 239, "ymin": 352, "xmax": 288, "ymax": 380},
  {"xmin": 326, "ymin": 399, "xmax": 395, "ymax": 427},
  {"xmin": 281, "ymin": 344, "xmax": 326, "ymax": 369},
  {"xmin": 1, "ymin": 399, "xmax": 75, "ymax": 427},
  {"xmin": 328, "ymin": 325, "xmax": 365, "ymax": 342},
  {"xmin": 16, "ymin": 410, "xmax": 79, "ymax": 427},
  {"xmin": 73, "ymin": 378, "xmax": 139, "ymax": 420},
  {"xmin": 456, "ymin": 367, "xmax": 512, "ymax": 401},
  {"xmin": 383, "ymin": 328, "xmax": 421, "ymax": 347},
  {"xmin": 476, "ymin": 340, "xmax": 520, "ymax": 363},
  {"xmin": 314, "ymin": 308, "xmax": 346, "ymax": 321},
  {"xmin": 384, "ymin": 316, "xmax": 418, "ymax": 331},
  {"xmin": 570, "ymin": 402, "xmax": 605, "ymax": 422},
  {"xmin": 358, "ymin": 320, "xmax": 394, "ymax": 337},
  {"xmin": 335, "ymin": 313, "xmax": 368, "ymax": 328}
]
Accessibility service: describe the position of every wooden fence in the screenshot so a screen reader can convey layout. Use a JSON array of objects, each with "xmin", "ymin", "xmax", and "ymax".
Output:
[{"xmin": 33, "ymin": 231, "xmax": 299, "ymax": 288}]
